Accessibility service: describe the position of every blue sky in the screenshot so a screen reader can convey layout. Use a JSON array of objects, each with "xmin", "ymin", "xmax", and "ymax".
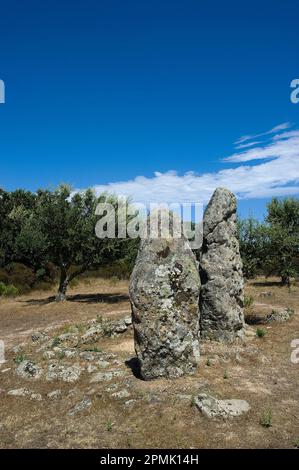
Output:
[{"xmin": 0, "ymin": 0, "xmax": 298, "ymax": 219}]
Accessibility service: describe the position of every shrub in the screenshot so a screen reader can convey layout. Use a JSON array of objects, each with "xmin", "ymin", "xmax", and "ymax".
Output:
[
  {"xmin": 106, "ymin": 420, "xmax": 113, "ymax": 432},
  {"xmin": 0, "ymin": 263, "xmax": 35, "ymax": 294},
  {"xmin": 0, "ymin": 281, "xmax": 19, "ymax": 297},
  {"xmin": 256, "ymin": 327, "xmax": 266, "ymax": 338},
  {"xmin": 14, "ymin": 354, "xmax": 27, "ymax": 364},
  {"xmin": 0, "ymin": 282, "xmax": 6, "ymax": 296},
  {"xmin": 51, "ymin": 337, "xmax": 61, "ymax": 348},
  {"xmin": 0, "ymin": 262, "xmax": 57, "ymax": 295},
  {"xmin": 260, "ymin": 409, "xmax": 272, "ymax": 428},
  {"xmin": 244, "ymin": 295, "xmax": 254, "ymax": 308}
]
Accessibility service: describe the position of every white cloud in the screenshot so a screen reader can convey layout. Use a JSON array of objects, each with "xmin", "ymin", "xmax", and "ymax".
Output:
[
  {"xmin": 235, "ymin": 140, "xmax": 263, "ymax": 149},
  {"xmin": 234, "ymin": 122, "xmax": 292, "ymax": 145},
  {"xmin": 91, "ymin": 123, "xmax": 299, "ymax": 205}
]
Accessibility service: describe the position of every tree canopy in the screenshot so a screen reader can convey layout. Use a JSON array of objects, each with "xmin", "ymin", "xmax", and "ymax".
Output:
[{"xmin": 0, "ymin": 185, "xmax": 138, "ymax": 300}]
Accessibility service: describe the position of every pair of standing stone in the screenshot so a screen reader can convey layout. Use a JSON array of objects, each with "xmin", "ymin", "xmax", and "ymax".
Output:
[{"xmin": 129, "ymin": 187, "xmax": 245, "ymax": 380}]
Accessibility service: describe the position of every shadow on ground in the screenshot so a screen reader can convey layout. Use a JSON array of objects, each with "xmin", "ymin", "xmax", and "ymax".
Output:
[
  {"xmin": 24, "ymin": 292, "xmax": 129, "ymax": 306},
  {"xmin": 251, "ymin": 280, "xmax": 284, "ymax": 287},
  {"xmin": 125, "ymin": 357, "xmax": 142, "ymax": 379}
]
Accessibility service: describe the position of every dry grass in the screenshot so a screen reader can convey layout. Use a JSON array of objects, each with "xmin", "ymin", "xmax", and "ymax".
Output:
[
  {"xmin": 0, "ymin": 276, "xmax": 298, "ymax": 449},
  {"xmin": 0, "ymin": 278, "xmax": 130, "ymax": 349}
]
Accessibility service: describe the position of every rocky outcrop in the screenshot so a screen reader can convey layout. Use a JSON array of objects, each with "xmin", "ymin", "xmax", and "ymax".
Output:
[
  {"xmin": 130, "ymin": 228, "xmax": 201, "ymax": 380},
  {"xmin": 199, "ymin": 187, "xmax": 245, "ymax": 341}
]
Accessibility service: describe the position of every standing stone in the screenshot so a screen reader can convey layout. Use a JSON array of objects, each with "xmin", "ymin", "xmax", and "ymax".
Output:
[
  {"xmin": 199, "ymin": 187, "xmax": 245, "ymax": 341},
  {"xmin": 130, "ymin": 225, "xmax": 201, "ymax": 380}
]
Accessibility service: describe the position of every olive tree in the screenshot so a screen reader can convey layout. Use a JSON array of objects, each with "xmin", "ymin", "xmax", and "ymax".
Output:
[{"xmin": 17, "ymin": 185, "xmax": 134, "ymax": 301}]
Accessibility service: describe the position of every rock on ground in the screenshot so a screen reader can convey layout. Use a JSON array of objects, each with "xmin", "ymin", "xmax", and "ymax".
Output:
[
  {"xmin": 7, "ymin": 387, "xmax": 30, "ymax": 397},
  {"xmin": 199, "ymin": 187, "xmax": 245, "ymax": 342},
  {"xmin": 266, "ymin": 308, "xmax": 294, "ymax": 323},
  {"xmin": 68, "ymin": 397, "xmax": 92, "ymax": 415},
  {"xmin": 7, "ymin": 388, "xmax": 42, "ymax": 401},
  {"xmin": 195, "ymin": 393, "xmax": 250, "ymax": 418},
  {"xmin": 130, "ymin": 218, "xmax": 201, "ymax": 380},
  {"xmin": 46, "ymin": 363, "xmax": 82, "ymax": 383},
  {"xmin": 111, "ymin": 389, "xmax": 131, "ymax": 399},
  {"xmin": 47, "ymin": 390, "xmax": 62, "ymax": 400},
  {"xmin": 15, "ymin": 361, "xmax": 43, "ymax": 380}
]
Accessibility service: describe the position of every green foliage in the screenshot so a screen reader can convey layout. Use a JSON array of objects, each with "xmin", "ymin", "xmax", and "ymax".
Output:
[
  {"xmin": 14, "ymin": 354, "xmax": 27, "ymax": 364},
  {"xmin": 260, "ymin": 409, "xmax": 272, "ymax": 428},
  {"xmin": 1, "ymin": 186, "xmax": 297, "ymax": 297},
  {"xmin": 294, "ymin": 439, "xmax": 299, "ymax": 448},
  {"xmin": 0, "ymin": 185, "xmax": 139, "ymax": 299},
  {"xmin": 223, "ymin": 369, "xmax": 229, "ymax": 379},
  {"xmin": 51, "ymin": 337, "xmax": 61, "ymax": 348},
  {"xmin": 266, "ymin": 197, "xmax": 299, "ymax": 231},
  {"xmin": 238, "ymin": 217, "xmax": 267, "ymax": 279},
  {"xmin": 256, "ymin": 327, "xmax": 266, "ymax": 338},
  {"xmin": 238, "ymin": 197, "xmax": 299, "ymax": 285},
  {"xmin": 0, "ymin": 263, "xmax": 35, "ymax": 293},
  {"xmin": 263, "ymin": 198, "xmax": 299, "ymax": 285},
  {"xmin": 244, "ymin": 294, "xmax": 254, "ymax": 308},
  {"xmin": 0, "ymin": 281, "xmax": 19, "ymax": 297},
  {"xmin": 30, "ymin": 186, "xmax": 138, "ymax": 299},
  {"xmin": 0, "ymin": 189, "xmax": 37, "ymax": 268},
  {"xmin": 106, "ymin": 420, "xmax": 113, "ymax": 432}
]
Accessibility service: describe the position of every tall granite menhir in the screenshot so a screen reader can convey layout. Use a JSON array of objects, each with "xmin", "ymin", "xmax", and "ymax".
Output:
[
  {"xmin": 199, "ymin": 187, "xmax": 245, "ymax": 341},
  {"xmin": 130, "ymin": 232, "xmax": 201, "ymax": 380}
]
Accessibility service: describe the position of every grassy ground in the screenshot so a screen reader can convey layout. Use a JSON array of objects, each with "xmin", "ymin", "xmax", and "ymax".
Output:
[{"xmin": 0, "ymin": 277, "xmax": 298, "ymax": 449}]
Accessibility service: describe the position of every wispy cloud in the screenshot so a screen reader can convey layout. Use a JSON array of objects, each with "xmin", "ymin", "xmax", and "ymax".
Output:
[
  {"xmin": 91, "ymin": 123, "xmax": 299, "ymax": 204},
  {"xmin": 234, "ymin": 122, "xmax": 292, "ymax": 145},
  {"xmin": 235, "ymin": 140, "xmax": 263, "ymax": 150}
]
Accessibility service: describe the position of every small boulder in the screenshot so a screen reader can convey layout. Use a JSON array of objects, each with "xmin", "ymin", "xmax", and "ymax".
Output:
[
  {"xmin": 81, "ymin": 326, "xmax": 103, "ymax": 344},
  {"xmin": 46, "ymin": 363, "xmax": 82, "ymax": 383},
  {"xmin": 7, "ymin": 387, "xmax": 30, "ymax": 397},
  {"xmin": 47, "ymin": 389, "xmax": 62, "ymax": 400},
  {"xmin": 266, "ymin": 308, "xmax": 294, "ymax": 323},
  {"xmin": 16, "ymin": 361, "xmax": 43, "ymax": 380},
  {"xmin": 111, "ymin": 389, "xmax": 131, "ymax": 399},
  {"xmin": 195, "ymin": 393, "xmax": 250, "ymax": 418},
  {"xmin": 68, "ymin": 397, "xmax": 92, "ymax": 415}
]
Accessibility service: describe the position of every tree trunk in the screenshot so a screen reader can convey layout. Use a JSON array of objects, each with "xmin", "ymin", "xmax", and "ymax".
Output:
[
  {"xmin": 281, "ymin": 274, "xmax": 290, "ymax": 287},
  {"xmin": 55, "ymin": 264, "xmax": 89, "ymax": 301},
  {"xmin": 56, "ymin": 268, "xmax": 69, "ymax": 302}
]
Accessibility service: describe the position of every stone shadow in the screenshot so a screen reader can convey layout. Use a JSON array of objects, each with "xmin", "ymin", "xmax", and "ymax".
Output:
[{"xmin": 125, "ymin": 357, "xmax": 142, "ymax": 379}]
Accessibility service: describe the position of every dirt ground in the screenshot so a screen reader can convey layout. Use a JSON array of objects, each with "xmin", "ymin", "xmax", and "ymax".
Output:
[{"xmin": 0, "ymin": 277, "xmax": 298, "ymax": 449}]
